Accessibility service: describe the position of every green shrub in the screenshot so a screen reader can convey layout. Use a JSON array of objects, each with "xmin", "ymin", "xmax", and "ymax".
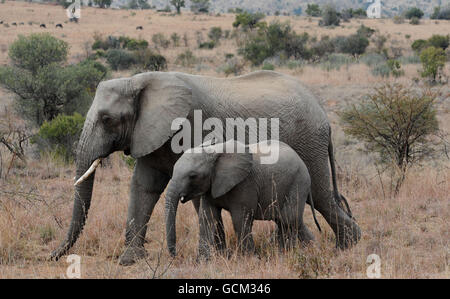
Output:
[
  {"xmin": 319, "ymin": 5, "xmax": 340, "ymax": 27},
  {"xmin": 404, "ymin": 7, "xmax": 424, "ymax": 19},
  {"xmin": 411, "ymin": 39, "xmax": 428, "ymax": 53},
  {"xmin": 152, "ymin": 33, "xmax": 170, "ymax": 49},
  {"xmin": 217, "ymin": 58, "xmax": 245, "ymax": 77},
  {"xmin": 171, "ymin": 33, "xmax": 180, "ymax": 47},
  {"xmin": 387, "ymin": 59, "xmax": 405, "ymax": 77},
  {"xmin": 9, "ymin": 33, "xmax": 68, "ymax": 74},
  {"xmin": 199, "ymin": 41, "xmax": 216, "ymax": 49},
  {"xmin": 427, "ymin": 35, "xmax": 449, "ymax": 50},
  {"xmin": 208, "ymin": 27, "xmax": 222, "ymax": 42},
  {"xmin": 306, "ymin": 4, "xmax": 321, "ymax": 17},
  {"xmin": 398, "ymin": 55, "xmax": 420, "ymax": 64},
  {"xmin": 420, "ymin": 46, "xmax": 446, "ymax": 83},
  {"xmin": 176, "ymin": 49, "xmax": 197, "ymax": 67},
  {"xmin": 370, "ymin": 63, "xmax": 391, "ymax": 77},
  {"xmin": 334, "ymin": 34, "xmax": 369, "ymax": 56},
  {"xmin": 339, "ymin": 83, "xmax": 439, "ymax": 193},
  {"xmin": 106, "ymin": 49, "xmax": 136, "ymax": 70},
  {"xmin": 0, "ymin": 34, "xmax": 105, "ymax": 125},
  {"xmin": 356, "ymin": 25, "xmax": 375, "ymax": 38},
  {"xmin": 262, "ymin": 63, "xmax": 275, "ymax": 70},
  {"xmin": 36, "ymin": 113, "xmax": 85, "ymax": 162},
  {"xmin": 311, "ymin": 36, "xmax": 335, "ymax": 58},
  {"xmin": 232, "ymin": 11, "xmax": 266, "ymax": 31},
  {"xmin": 409, "ymin": 17, "xmax": 420, "ymax": 25},
  {"xmin": 133, "ymin": 49, "xmax": 167, "ymax": 71},
  {"xmin": 431, "ymin": 6, "xmax": 450, "ymax": 20}
]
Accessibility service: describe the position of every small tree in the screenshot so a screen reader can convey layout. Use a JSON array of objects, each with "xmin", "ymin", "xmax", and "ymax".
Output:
[
  {"xmin": 190, "ymin": 0, "xmax": 209, "ymax": 13},
  {"xmin": 170, "ymin": 0, "xmax": 185, "ymax": 14},
  {"xmin": 232, "ymin": 11, "xmax": 265, "ymax": 31},
  {"xmin": 420, "ymin": 46, "xmax": 446, "ymax": 83},
  {"xmin": 306, "ymin": 4, "xmax": 321, "ymax": 17},
  {"xmin": 319, "ymin": 5, "xmax": 340, "ymax": 27},
  {"xmin": 208, "ymin": 27, "xmax": 222, "ymax": 42},
  {"xmin": 93, "ymin": 0, "xmax": 112, "ymax": 8},
  {"xmin": 339, "ymin": 84, "xmax": 439, "ymax": 194},
  {"xmin": 404, "ymin": 7, "xmax": 424, "ymax": 19}
]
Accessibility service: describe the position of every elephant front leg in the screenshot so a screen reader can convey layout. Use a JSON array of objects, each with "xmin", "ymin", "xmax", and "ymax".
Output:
[
  {"xmin": 119, "ymin": 163, "xmax": 169, "ymax": 266},
  {"xmin": 197, "ymin": 197, "xmax": 224, "ymax": 261}
]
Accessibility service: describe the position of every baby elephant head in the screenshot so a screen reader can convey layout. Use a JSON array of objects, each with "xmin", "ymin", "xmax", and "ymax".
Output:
[{"xmin": 165, "ymin": 140, "xmax": 253, "ymax": 256}]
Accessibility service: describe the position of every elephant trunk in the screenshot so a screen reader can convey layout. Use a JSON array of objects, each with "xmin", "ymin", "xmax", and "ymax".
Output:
[
  {"xmin": 165, "ymin": 180, "xmax": 180, "ymax": 257},
  {"xmin": 50, "ymin": 124, "xmax": 98, "ymax": 261}
]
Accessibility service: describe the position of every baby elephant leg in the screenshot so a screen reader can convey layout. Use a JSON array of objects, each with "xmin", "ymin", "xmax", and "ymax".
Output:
[{"xmin": 230, "ymin": 208, "xmax": 255, "ymax": 254}]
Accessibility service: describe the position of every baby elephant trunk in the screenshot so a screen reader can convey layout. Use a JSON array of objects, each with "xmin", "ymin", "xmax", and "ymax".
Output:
[{"xmin": 165, "ymin": 180, "xmax": 180, "ymax": 257}]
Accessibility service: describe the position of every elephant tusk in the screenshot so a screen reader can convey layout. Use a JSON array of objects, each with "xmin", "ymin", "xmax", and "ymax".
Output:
[{"xmin": 74, "ymin": 158, "xmax": 101, "ymax": 186}]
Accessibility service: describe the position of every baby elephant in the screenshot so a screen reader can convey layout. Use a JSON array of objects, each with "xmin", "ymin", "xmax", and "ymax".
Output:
[{"xmin": 165, "ymin": 140, "xmax": 321, "ymax": 258}]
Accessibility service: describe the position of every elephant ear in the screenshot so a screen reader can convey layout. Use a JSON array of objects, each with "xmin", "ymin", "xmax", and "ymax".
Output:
[
  {"xmin": 130, "ymin": 73, "xmax": 192, "ymax": 158},
  {"xmin": 211, "ymin": 149, "xmax": 253, "ymax": 199}
]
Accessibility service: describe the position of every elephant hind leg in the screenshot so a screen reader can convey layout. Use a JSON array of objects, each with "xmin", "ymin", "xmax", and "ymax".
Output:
[{"xmin": 309, "ymin": 159, "xmax": 361, "ymax": 249}]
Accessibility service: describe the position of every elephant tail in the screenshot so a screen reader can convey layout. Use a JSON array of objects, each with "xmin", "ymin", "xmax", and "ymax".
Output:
[
  {"xmin": 328, "ymin": 126, "xmax": 353, "ymax": 218},
  {"xmin": 308, "ymin": 192, "xmax": 321, "ymax": 232}
]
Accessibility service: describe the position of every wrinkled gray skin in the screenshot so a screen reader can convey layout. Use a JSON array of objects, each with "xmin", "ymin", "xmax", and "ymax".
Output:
[
  {"xmin": 165, "ymin": 140, "xmax": 323, "ymax": 258},
  {"xmin": 50, "ymin": 71, "xmax": 360, "ymax": 265}
]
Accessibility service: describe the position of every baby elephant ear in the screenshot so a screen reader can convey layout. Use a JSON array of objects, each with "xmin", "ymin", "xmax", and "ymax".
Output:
[{"xmin": 211, "ymin": 152, "xmax": 253, "ymax": 199}]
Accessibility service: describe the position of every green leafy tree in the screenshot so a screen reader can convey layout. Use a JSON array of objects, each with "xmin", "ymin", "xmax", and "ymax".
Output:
[
  {"xmin": 306, "ymin": 4, "xmax": 321, "ymax": 17},
  {"xmin": 339, "ymin": 84, "xmax": 439, "ymax": 194},
  {"xmin": 420, "ymin": 46, "xmax": 446, "ymax": 83},
  {"xmin": 0, "ymin": 34, "xmax": 105, "ymax": 126},
  {"xmin": 208, "ymin": 27, "xmax": 222, "ymax": 42},
  {"xmin": 8, "ymin": 33, "xmax": 69, "ymax": 74},
  {"xmin": 319, "ymin": 5, "xmax": 340, "ymax": 27},
  {"xmin": 232, "ymin": 11, "xmax": 266, "ymax": 31},
  {"xmin": 170, "ymin": 0, "xmax": 185, "ymax": 14},
  {"xmin": 190, "ymin": 0, "xmax": 210, "ymax": 13},
  {"xmin": 93, "ymin": 0, "xmax": 112, "ymax": 8},
  {"xmin": 36, "ymin": 113, "xmax": 85, "ymax": 162},
  {"xmin": 404, "ymin": 7, "xmax": 424, "ymax": 19}
]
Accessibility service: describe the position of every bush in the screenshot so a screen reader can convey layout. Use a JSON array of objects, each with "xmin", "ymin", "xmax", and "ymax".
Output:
[
  {"xmin": 199, "ymin": 41, "xmax": 216, "ymax": 49},
  {"xmin": 176, "ymin": 49, "xmax": 197, "ymax": 67},
  {"xmin": 262, "ymin": 62, "xmax": 275, "ymax": 70},
  {"xmin": 360, "ymin": 53, "xmax": 386, "ymax": 66},
  {"xmin": 152, "ymin": 33, "xmax": 170, "ymax": 49},
  {"xmin": 208, "ymin": 27, "xmax": 222, "ymax": 42},
  {"xmin": 106, "ymin": 49, "xmax": 136, "ymax": 70},
  {"xmin": 431, "ymin": 6, "xmax": 450, "ymax": 20},
  {"xmin": 310, "ymin": 36, "xmax": 335, "ymax": 59},
  {"xmin": 306, "ymin": 4, "xmax": 321, "ymax": 17},
  {"xmin": 356, "ymin": 25, "xmax": 375, "ymax": 38},
  {"xmin": 334, "ymin": 34, "xmax": 369, "ymax": 56},
  {"xmin": 427, "ymin": 35, "xmax": 449, "ymax": 50},
  {"xmin": 0, "ymin": 34, "xmax": 105, "ymax": 126},
  {"xmin": 420, "ymin": 46, "xmax": 446, "ymax": 83},
  {"xmin": 239, "ymin": 21, "xmax": 310, "ymax": 65},
  {"xmin": 404, "ymin": 7, "xmax": 424, "ymax": 19},
  {"xmin": 133, "ymin": 49, "xmax": 167, "ymax": 71},
  {"xmin": 319, "ymin": 5, "xmax": 340, "ymax": 27},
  {"xmin": 171, "ymin": 33, "xmax": 180, "ymax": 47},
  {"xmin": 9, "ymin": 33, "xmax": 69, "ymax": 74},
  {"xmin": 411, "ymin": 39, "xmax": 428, "ymax": 53},
  {"xmin": 232, "ymin": 11, "xmax": 266, "ymax": 30},
  {"xmin": 409, "ymin": 17, "xmax": 420, "ymax": 25},
  {"xmin": 339, "ymin": 83, "xmax": 439, "ymax": 193},
  {"xmin": 217, "ymin": 57, "xmax": 245, "ymax": 77},
  {"xmin": 36, "ymin": 113, "xmax": 85, "ymax": 162},
  {"xmin": 393, "ymin": 15, "xmax": 404, "ymax": 24}
]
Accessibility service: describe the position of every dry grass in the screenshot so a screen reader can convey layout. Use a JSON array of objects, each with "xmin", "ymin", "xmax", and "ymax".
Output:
[{"xmin": 0, "ymin": 1, "xmax": 449, "ymax": 278}]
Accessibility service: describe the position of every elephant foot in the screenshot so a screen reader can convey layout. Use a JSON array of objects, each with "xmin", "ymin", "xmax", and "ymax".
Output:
[
  {"xmin": 119, "ymin": 246, "xmax": 148, "ymax": 266},
  {"xmin": 335, "ymin": 218, "xmax": 361, "ymax": 250}
]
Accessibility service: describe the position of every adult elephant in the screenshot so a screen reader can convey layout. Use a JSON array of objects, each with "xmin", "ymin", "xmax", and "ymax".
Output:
[{"xmin": 50, "ymin": 71, "xmax": 361, "ymax": 265}]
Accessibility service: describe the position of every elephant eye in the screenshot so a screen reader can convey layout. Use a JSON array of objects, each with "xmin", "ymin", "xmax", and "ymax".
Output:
[
  {"xmin": 188, "ymin": 172, "xmax": 198, "ymax": 179},
  {"xmin": 102, "ymin": 114, "xmax": 114, "ymax": 127}
]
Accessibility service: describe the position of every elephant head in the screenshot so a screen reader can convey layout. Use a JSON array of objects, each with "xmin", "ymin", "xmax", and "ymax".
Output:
[
  {"xmin": 50, "ymin": 72, "xmax": 192, "ymax": 260},
  {"xmin": 165, "ymin": 141, "xmax": 253, "ymax": 256}
]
